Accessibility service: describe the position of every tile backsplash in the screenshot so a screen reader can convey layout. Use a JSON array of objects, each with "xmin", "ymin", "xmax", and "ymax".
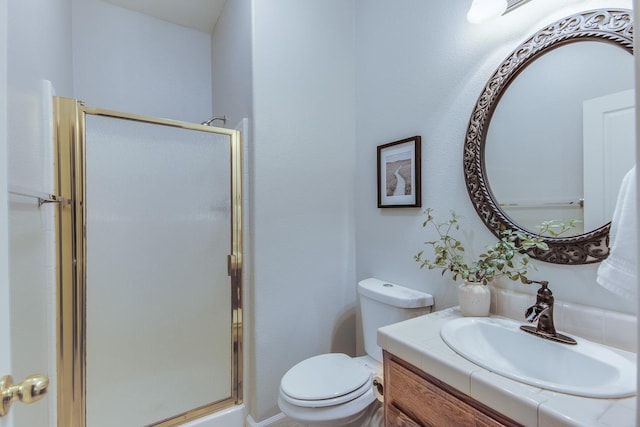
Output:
[{"xmin": 491, "ymin": 287, "xmax": 637, "ymax": 353}]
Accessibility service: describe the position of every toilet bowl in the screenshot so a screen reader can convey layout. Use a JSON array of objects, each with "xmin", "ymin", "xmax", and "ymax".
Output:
[
  {"xmin": 278, "ymin": 278, "xmax": 434, "ymax": 426},
  {"xmin": 278, "ymin": 353, "xmax": 380, "ymax": 426}
]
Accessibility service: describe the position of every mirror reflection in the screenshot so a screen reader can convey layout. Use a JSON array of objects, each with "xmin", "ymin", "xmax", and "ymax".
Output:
[{"xmin": 485, "ymin": 41, "xmax": 635, "ymax": 237}]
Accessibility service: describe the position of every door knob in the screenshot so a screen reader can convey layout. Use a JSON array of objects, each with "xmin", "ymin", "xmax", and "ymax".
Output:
[{"xmin": 0, "ymin": 374, "xmax": 49, "ymax": 417}]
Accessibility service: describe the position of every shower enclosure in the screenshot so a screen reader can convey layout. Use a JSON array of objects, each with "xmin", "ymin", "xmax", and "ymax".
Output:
[{"xmin": 53, "ymin": 97, "xmax": 243, "ymax": 427}]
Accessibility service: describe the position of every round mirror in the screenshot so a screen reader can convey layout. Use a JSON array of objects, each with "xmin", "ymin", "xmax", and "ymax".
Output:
[{"xmin": 464, "ymin": 9, "xmax": 633, "ymax": 264}]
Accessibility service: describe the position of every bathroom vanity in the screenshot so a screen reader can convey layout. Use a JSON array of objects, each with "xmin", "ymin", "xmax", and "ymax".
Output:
[
  {"xmin": 384, "ymin": 352, "xmax": 521, "ymax": 426},
  {"xmin": 378, "ymin": 307, "xmax": 636, "ymax": 427}
]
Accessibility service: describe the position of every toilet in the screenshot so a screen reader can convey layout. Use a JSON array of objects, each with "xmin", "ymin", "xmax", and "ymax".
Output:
[{"xmin": 278, "ymin": 278, "xmax": 434, "ymax": 426}]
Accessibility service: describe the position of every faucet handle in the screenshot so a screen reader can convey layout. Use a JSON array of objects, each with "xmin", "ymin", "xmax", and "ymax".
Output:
[
  {"xmin": 526, "ymin": 279, "xmax": 548, "ymax": 287},
  {"xmin": 527, "ymin": 280, "xmax": 554, "ymax": 307}
]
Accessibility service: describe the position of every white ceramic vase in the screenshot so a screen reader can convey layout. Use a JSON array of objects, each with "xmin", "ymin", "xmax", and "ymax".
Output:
[{"xmin": 457, "ymin": 280, "xmax": 491, "ymax": 317}]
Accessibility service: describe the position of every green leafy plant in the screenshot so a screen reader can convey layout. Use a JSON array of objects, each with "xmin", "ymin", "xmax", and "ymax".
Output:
[
  {"xmin": 414, "ymin": 208, "xmax": 549, "ymax": 285},
  {"xmin": 537, "ymin": 219, "xmax": 582, "ymax": 237}
]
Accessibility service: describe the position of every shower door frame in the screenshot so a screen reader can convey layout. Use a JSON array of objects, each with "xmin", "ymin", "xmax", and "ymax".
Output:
[{"xmin": 53, "ymin": 97, "xmax": 244, "ymax": 427}]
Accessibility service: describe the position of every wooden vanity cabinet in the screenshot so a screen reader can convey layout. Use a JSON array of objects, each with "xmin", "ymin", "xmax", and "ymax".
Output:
[{"xmin": 383, "ymin": 351, "xmax": 523, "ymax": 427}]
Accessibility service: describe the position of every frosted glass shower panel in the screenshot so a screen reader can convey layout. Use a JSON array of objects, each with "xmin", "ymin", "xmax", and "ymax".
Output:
[{"xmin": 84, "ymin": 116, "xmax": 232, "ymax": 427}]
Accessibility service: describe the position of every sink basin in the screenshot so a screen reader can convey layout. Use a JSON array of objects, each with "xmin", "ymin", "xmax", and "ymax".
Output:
[{"xmin": 440, "ymin": 317, "xmax": 636, "ymax": 398}]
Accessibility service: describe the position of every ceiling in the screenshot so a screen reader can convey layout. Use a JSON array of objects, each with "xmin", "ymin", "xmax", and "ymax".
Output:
[{"xmin": 101, "ymin": 0, "xmax": 227, "ymax": 34}]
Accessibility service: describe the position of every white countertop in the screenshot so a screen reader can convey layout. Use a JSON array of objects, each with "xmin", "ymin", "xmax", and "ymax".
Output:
[{"xmin": 377, "ymin": 307, "xmax": 636, "ymax": 427}]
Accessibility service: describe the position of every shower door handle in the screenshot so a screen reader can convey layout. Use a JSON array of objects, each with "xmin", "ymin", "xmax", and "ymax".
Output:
[
  {"xmin": 0, "ymin": 374, "xmax": 49, "ymax": 416},
  {"xmin": 227, "ymin": 254, "xmax": 240, "ymax": 276}
]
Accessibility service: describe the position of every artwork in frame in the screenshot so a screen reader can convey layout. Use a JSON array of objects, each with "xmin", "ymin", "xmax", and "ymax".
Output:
[{"xmin": 377, "ymin": 136, "xmax": 422, "ymax": 208}]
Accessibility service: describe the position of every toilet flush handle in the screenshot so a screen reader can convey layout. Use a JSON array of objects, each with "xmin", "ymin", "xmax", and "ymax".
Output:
[{"xmin": 373, "ymin": 377, "xmax": 383, "ymax": 397}]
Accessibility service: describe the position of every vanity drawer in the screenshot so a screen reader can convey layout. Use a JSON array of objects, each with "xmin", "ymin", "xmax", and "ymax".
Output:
[
  {"xmin": 386, "ymin": 403, "xmax": 421, "ymax": 427},
  {"xmin": 384, "ymin": 352, "xmax": 522, "ymax": 427}
]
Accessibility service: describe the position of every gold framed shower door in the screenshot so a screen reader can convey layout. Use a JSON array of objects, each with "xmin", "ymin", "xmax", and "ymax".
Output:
[{"xmin": 53, "ymin": 97, "xmax": 243, "ymax": 427}]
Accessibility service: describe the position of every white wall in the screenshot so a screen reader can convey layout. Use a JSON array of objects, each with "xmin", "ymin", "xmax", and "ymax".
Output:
[
  {"xmin": 72, "ymin": 0, "xmax": 212, "ymax": 122},
  {"xmin": 210, "ymin": 0, "xmax": 252, "ymax": 127},
  {"xmin": 6, "ymin": 1, "xmax": 73, "ymax": 426},
  {"xmin": 250, "ymin": 0, "xmax": 356, "ymax": 421},
  {"xmin": 355, "ymin": 0, "xmax": 636, "ymax": 316}
]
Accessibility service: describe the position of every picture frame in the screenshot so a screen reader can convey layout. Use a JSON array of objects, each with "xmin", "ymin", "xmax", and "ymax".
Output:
[{"xmin": 377, "ymin": 136, "xmax": 421, "ymax": 208}]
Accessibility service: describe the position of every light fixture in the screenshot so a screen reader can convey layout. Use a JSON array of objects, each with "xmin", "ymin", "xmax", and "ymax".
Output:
[{"xmin": 467, "ymin": 0, "xmax": 508, "ymax": 24}]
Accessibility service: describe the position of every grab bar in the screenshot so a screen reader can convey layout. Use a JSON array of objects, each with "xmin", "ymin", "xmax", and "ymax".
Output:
[
  {"xmin": 500, "ymin": 198, "xmax": 584, "ymax": 209},
  {"xmin": 8, "ymin": 185, "xmax": 63, "ymax": 207}
]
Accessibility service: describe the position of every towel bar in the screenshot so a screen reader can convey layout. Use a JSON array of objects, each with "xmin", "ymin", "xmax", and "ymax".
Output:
[{"xmin": 8, "ymin": 185, "xmax": 63, "ymax": 207}]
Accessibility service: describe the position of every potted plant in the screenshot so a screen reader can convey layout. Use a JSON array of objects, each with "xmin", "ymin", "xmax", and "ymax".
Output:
[{"xmin": 414, "ymin": 208, "xmax": 549, "ymax": 316}]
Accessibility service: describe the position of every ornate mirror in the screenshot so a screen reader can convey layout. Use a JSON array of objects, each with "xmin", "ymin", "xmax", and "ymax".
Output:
[{"xmin": 464, "ymin": 9, "xmax": 634, "ymax": 264}]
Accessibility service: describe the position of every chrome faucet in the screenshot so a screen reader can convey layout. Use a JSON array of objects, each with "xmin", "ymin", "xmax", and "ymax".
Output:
[{"xmin": 520, "ymin": 280, "xmax": 577, "ymax": 345}]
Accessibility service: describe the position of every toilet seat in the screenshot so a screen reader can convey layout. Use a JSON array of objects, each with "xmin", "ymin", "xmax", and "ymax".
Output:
[
  {"xmin": 280, "ymin": 377, "xmax": 371, "ymax": 408},
  {"xmin": 280, "ymin": 353, "xmax": 372, "ymax": 408}
]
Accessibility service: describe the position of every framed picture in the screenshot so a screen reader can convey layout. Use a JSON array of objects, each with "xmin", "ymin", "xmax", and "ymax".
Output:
[{"xmin": 377, "ymin": 136, "xmax": 421, "ymax": 208}]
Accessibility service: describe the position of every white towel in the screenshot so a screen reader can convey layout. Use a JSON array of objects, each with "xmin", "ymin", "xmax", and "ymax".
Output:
[{"xmin": 596, "ymin": 165, "xmax": 637, "ymax": 299}]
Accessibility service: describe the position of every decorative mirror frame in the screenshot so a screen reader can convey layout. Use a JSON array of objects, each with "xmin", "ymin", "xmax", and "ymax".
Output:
[{"xmin": 463, "ymin": 9, "xmax": 633, "ymax": 264}]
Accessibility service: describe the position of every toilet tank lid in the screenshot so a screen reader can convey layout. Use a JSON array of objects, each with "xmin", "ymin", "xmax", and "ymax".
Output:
[{"xmin": 358, "ymin": 278, "xmax": 434, "ymax": 308}]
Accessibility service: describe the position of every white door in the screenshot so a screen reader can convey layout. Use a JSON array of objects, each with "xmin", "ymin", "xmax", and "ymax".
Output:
[
  {"xmin": 0, "ymin": 1, "xmax": 18, "ymax": 424},
  {"xmin": 583, "ymin": 89, "xmax": 636, "ymax": 231},
  {"xmin": 3, "ymin": 187, "xmax": 57, "ymax": 427},
  {"xmin": 0, "ymin": 84, "xmax": 56, "ymax": 427},
  {"xmin": 0, "ymin": 214, "xmax": 13, "ymax": 427},
  {"xmin": 0, "ymin": 199, "xmax": 53, "ymax": 427}
]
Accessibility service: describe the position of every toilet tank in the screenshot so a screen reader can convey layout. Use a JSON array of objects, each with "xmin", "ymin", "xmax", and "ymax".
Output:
[{"xmin": 358, "ymin": 278, "xmax": 434, "ymax": 363}]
